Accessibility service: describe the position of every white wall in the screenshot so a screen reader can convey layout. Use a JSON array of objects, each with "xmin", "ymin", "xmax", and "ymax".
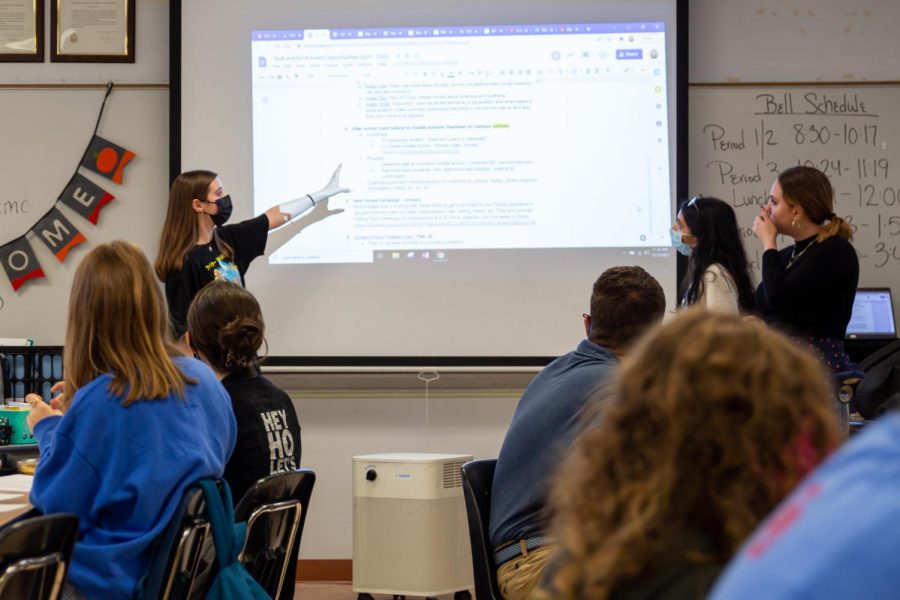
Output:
[
  {"xmin": 689, "ymin": 0, "xmax": 900, "ymax": 83},
  {"xmin": 278, "ymin": 374, "xmax": 526, "ymax": 558}
]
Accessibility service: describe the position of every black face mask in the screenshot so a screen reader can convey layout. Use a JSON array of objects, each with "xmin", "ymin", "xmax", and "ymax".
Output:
[{"xmin": 207, "ymin": 195, "xmax": 233, "ymax": 226}]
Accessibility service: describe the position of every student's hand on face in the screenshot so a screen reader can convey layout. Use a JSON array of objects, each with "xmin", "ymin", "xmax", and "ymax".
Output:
[
  {"xmin": 25, "ymin": 394, "xmax": 63, "ymax": 431},
  {"xmin": 753, "ymin": 207, "xmax": 778, "ymax": 250}
]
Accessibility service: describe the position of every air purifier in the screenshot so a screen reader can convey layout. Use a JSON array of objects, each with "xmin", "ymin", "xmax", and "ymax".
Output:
[{"xmin": 353, "ymin": 452, "xmax": 473, "ymax": 600}]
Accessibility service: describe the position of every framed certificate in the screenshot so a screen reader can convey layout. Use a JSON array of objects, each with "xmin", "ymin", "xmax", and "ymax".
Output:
[
  {"xmin": 0, "ymin": 0, "xmax": 44, "ymax": 62},
  {"xmin": 50, "ymin": 0, "xmax": 135, "ymax": 62}
]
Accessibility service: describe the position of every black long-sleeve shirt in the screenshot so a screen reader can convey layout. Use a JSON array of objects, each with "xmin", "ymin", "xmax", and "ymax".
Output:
[
  {"xmin": 221, "ymin": 367, "xmax": 302, "ymax": 504},
  {"xmin": 755, "ymin": 234, "xmax": 859, "ymax": 339}
]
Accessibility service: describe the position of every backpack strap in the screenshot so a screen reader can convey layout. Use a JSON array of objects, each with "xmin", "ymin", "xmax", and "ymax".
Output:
[{"xmin": 197, "ymin": 479, "xmax": 242, "ymax": 570}]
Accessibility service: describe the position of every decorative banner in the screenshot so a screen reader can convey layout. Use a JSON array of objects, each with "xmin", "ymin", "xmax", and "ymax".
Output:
[
  {"xmin": 80, "ymin": 135, "xmax": 135, "ymax": 184},
  {"xmin": 59, "ymin": 173, "xmax": 115, "ymax": 224},
  {"xmin": 32, "ymin": 207, "xmax": 87, "ymax": 263},
  {"xmin": 0, "ymin": 236, "xmax": 45, "ymax": 291},
  {"xmin": 0, "ymin": 83, "xmax": 134, "ymax": 292}
]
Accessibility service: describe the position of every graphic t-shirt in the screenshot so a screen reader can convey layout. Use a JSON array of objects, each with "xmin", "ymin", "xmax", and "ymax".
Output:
[
  {"xmin": 221, "ymin": 367, "xmax": 302, "ymax": 503},
  {"xmin": 165, "ymin": 214, "xmax": 268, "ymax": 337}
]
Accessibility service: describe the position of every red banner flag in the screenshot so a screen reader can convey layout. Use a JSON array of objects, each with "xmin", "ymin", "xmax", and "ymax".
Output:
[
  {"xmin": 32, "ymin": 207, "xmax": 87, "ymax": 263},
  {"xmin": 80, "ymin": 135, "xmax": 135, "ymax": 184},
  {"xmin": 59, "ymin": 173, "xmax": 115, "ymax": 224},
  {"xmin": 0, "ymin": 236, "xmax": 45, "ymax": 291}
]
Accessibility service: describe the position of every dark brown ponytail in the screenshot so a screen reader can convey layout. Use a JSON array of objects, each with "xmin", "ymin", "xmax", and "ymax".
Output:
[{"xmin": 186, "ymin": 280, "xmax": 266, "ymax": 373}]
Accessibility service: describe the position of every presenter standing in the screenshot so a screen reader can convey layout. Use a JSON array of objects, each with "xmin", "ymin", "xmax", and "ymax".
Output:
[
  {"xmin": 752, "ymin": 165, "xmax": 858, "ymax": 371},
  {"xmin": 155, "ymin": 166, "xmax": 348, "ymax": 339}
]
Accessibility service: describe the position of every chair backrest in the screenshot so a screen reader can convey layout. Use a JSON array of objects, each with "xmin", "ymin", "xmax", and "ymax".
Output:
[
  {"xmin": 138, "ymin": 484, "xmax": 216, "ymax": 600},
  {"xmin": 0, "ymin": 513, "xmax": 79, "ymax": 600},
  {"xmin": 460, "ymin": 459, "xmax": 503, "ymax": 600},
  {"xmin": 233, "ymin": 469, "xmax": 316, "ymax": 600}
]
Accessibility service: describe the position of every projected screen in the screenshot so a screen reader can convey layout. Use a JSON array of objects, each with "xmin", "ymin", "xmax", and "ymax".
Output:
[
  {"xmin": 179, "ymin": 1, "xmax": 681, "ymax": 360},
  {"xmin": 251, "ymin": 23, "xmax": 670, "ymax": 264}
]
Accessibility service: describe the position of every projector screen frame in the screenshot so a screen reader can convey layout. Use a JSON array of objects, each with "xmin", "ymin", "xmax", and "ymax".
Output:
[{"xmin": 168, "ymin": 0, "xmax": 689, "ymax": 367}]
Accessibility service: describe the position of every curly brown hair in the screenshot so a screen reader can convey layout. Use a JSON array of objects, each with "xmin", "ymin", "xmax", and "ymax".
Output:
[{"xmin": 538, "ymin": 309, "xmax": 839, "ymax": 599}]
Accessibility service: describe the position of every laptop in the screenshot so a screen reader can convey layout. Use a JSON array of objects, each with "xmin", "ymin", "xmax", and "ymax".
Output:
[{"xmin": 846, "ymin": 288, "xmax": 897, "ymax": 340}]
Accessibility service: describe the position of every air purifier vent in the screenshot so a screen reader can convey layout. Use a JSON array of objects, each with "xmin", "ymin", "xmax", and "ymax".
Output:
[{"xmin": 442, "ymin": 460, "xmax": 465, "ymax": 488}]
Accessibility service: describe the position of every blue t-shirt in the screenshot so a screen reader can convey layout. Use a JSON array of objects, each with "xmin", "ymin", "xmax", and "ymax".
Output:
[
  {"xmin": 489, "ymin": 339, "xmax": 617, "ymax": 548},
  {"xmin": 29, "ymin": 357, "xmax": 237, "ymax": 600},
  {"xmin": 710, "ymin": 413, "xmax": 900, "ymax": 599}
]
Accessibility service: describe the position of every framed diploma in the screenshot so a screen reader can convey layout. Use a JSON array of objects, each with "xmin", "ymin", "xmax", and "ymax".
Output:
[
  {"xmin": 51, "ymin": 0, "xmax": 134, "ymax": 62},
  {"xmin": 0, "ymin": 0, "xmax": 43, "ymax": 62}
]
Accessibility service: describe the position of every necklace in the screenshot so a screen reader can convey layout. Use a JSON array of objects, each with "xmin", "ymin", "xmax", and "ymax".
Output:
[{"xmin": 787, "ymin": 239, "xmax": 817, "ymax": 269}]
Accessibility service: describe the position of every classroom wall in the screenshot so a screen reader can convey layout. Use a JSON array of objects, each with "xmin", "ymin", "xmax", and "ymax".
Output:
[
  {"xmin": 271, "ymin": 371, "xmax": 530, "ymax": 561},
  {"xmin": 0, "ymin": 0, "xmax": 168, "ymax": 340},
  {"xmin": 2, "ymin": 0, "xmax": 899, "ymax": 567}
]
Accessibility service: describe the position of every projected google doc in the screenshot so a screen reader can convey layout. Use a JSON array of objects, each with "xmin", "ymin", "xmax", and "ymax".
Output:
[{"xmin": 251, "ymin": 23, "xmax": 671, "ymax": 264}]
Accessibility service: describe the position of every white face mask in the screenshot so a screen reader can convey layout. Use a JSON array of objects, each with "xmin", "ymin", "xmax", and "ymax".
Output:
[{"xmin": 670, "ymin": 229, "xmax": 693, "ymax": 256}]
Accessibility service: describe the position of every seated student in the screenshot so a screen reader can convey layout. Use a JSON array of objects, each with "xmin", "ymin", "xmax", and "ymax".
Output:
[
  {"xmin": 186, "ymin": 280, "xmax": 301, "ymax": 504},
  {"xmin": 536, "ymin": 309, "xmax": 839, "ymax": 600},
  {"xmin": 24, "ymin": 241, "xmax": 236, "ymax": 600},
  {"xmin": 709, "ymin": 411, "xmax": 900, "ymax": 599},
  {"xmin": 489, "ymin": 266, "xmax": 667, "ymax": 600}
]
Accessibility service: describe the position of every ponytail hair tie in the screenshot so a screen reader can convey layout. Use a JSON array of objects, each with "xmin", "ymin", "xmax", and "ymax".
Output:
[{"xmin": 828, "ymin": 212, "xmax": 836, "ymax": 220}]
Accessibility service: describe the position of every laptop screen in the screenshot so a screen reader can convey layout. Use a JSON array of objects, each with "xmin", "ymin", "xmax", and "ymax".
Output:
[{"xmin": 846, "ymin": 288, "xmax": 897, "ymax": 339}]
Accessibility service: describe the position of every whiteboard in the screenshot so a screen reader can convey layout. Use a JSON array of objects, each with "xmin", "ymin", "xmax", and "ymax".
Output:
[{"xmin": 689, "ymin": 85, "xmax": 900, "ymax": 326}]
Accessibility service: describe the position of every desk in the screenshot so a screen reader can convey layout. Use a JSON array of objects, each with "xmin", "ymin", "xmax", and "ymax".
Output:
[
  {"xmin": 0, "ymin": 494, "xmax": 31, "ymax": 527},
  {"xmin": 0, "ymin": 474, "xmax": 33, "ymax": 527},
  {"xmin": 0, "ymin": 444, "xmax": 39, "ymax": 458}
]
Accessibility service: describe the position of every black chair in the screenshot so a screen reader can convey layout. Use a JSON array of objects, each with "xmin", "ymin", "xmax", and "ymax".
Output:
[
  {"xmin": 234, "ymin": 469, "xmax": 316, "ymax": 600},
  {"xmin": 833, "ymin": 368, "xmax": 865, "ymax": 438},
  {"xmin": 0, "ymin": 513, "xmax": 78, "ymax": 600},
  {"xmin": 460, "ymin": 459, "xmax": 502, "ymax": 600},
  {"xmin": 137, "ymin": 483, "xmax": 217, "ymax": 600}
]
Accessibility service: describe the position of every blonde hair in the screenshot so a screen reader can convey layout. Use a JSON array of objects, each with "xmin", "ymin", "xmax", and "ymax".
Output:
[
  {"xmin": 538, "ymin": 309, "xmax": 838, "ymax": 600},
  {"xmin": 65, "ymin": 241, "xmax": 194, "ymax": 406},
  {"xmin": 778, "ymin": 165, "xmax": 853, "ymax": 242}
]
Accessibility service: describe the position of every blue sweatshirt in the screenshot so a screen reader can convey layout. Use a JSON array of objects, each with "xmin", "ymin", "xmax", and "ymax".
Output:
[{"xmin": 29, "ymin": 357, "xmax": 237, "ymax": 600}]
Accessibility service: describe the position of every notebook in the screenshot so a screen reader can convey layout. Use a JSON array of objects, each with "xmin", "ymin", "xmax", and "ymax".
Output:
[{"xmin": 846, "ymin": 288, "xmax": 897, "ymax": 340}]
